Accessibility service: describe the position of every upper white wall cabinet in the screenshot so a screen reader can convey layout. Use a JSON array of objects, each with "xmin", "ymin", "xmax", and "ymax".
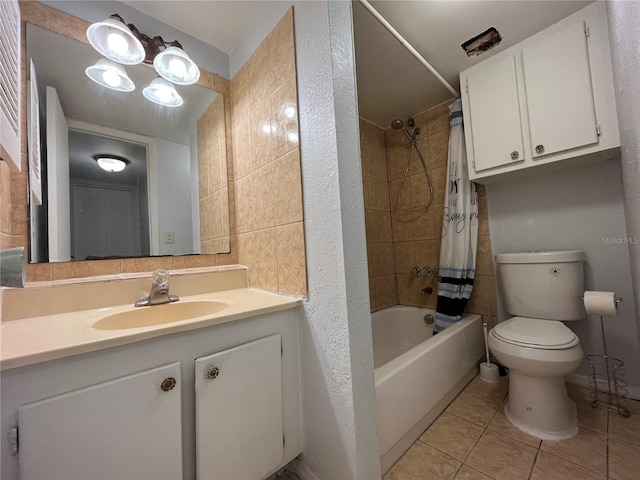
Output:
[{"xmin": 460, "ymin": 2, "xmax": 620, "ymax": 183}]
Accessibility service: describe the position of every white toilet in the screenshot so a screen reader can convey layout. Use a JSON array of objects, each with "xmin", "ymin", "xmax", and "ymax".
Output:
[{"xmin": 488, "ymin": 250, "xmax": 585, "ymax": 440}]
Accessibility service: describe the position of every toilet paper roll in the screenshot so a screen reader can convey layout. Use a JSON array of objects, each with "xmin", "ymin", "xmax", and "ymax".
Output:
[{"xmin": 584, "ymin": 291, "xmax": 618, "ymax": 316}]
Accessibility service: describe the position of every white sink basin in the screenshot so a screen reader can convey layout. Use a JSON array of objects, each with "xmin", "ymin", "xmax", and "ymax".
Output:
[{"xmin": 92, "ymin": 301, "xmax": 228, "ymax": 330}]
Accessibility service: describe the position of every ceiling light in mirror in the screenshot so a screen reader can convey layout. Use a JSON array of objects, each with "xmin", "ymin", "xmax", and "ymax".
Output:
[
  {"xmin": 86, "ymin": 16, "xmax": 145, "ymax": 65},
  {"xmin": 143, "ymin": 77, "xmax": 184, "ymax": 107},
  {"xmin": 85, "ymin": 59, "xmax": 135, "ymax": 92},
  {"xmin": 93, "ymin": 154, "xmax": 129, "ymax": 172},
  {"xmin": 154, "ymin": 46, "xmax": 200, "ymax": 85}
]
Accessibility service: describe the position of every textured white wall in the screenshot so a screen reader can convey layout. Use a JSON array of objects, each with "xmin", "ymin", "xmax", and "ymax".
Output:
[
  {"xmin": 486, "ymin": 159, "xmax": 640, "ymax": 395},
  {"xmin": 606, "ymin": 0, "xmax": 640, "ymax": 350},
  {"xmin": 230, "ymin": 2, "xmax": 381, "ymax": 478}
]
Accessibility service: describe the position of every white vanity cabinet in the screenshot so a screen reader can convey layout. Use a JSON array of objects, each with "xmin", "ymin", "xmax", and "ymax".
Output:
[
  {"xmin": 0, "ymin": 308, "xmax": 302, "ymax": 480},
  {"xmin": 195, "ymin": 334, "xmax": 283, "ymax": 480},
  {"xmin": 461, "ymin": 2, "xmax": 620, "ymax": 183},
  {"xmin": 18, "ymin": 363, "xmax": 183, "ymax": 480}
]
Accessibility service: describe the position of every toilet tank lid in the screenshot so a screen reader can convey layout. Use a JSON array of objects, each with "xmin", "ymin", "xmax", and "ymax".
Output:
[{"xmin": 495, "ymin": 250, "xmax": 585, "ymax": 264}]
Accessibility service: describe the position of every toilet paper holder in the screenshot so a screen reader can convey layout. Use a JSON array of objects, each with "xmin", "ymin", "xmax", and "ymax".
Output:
[{"xmin": 584, "ymin": 296, "xmax": 630, "ymax": 418}]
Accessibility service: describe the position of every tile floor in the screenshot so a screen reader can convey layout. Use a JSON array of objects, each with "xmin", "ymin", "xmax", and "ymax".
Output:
[{"xmin": 384, "ymin": 375, "xmax": 640, "ymax": 480}]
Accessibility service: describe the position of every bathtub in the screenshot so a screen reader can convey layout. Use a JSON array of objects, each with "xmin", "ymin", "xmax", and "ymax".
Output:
[{"xmin": 373, "ymin": 306, "xmax": 484, "ymax": 473}]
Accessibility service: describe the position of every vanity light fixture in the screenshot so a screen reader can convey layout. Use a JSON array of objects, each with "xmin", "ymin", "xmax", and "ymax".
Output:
[
  {"xmin": 86, "ymin": 14, "xmax": 200, "ymax": 85},
  {"xmin": 85, "ymin": 59, "xmax": 135, "ymax": 92},
  {"xmin": 142, "ymin": 77, "xmax": 184, "ymax": 107},
  {"xmin": 93, "ymin": 154, "xmax": 129, "ymax": 172}
]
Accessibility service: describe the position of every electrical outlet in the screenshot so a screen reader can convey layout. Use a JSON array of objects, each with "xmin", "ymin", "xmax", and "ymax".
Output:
[{"xmin": 163, "ymin": 231, "xmax": 175, "ymax": 243}]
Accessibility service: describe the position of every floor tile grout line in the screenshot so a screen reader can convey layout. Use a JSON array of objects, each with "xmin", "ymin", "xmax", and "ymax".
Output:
[{"xmin": 526, "ymin": 448, "xmax": 541, "ymax": 480}]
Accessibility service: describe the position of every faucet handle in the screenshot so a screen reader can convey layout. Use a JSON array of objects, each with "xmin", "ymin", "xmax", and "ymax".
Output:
[{"xmin": 151, "ymin": 269, "xmax": 170, "ymax": 286}]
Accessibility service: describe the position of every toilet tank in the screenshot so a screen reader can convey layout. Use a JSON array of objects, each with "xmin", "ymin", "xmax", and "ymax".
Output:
[{"xmin": 495, "ymin": 250, "xmax": 585, "ymax": 321}]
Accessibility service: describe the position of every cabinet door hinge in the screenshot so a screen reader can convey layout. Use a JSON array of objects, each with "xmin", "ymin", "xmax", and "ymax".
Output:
[
  {"xmin": 465, "ymin": 78, "xmax": 469, "ymax": 93},
  {"xmin": 280, "ymin": 342, "xmax": 283, "ymax": 358},
  {"xmin": 596, "ymin": 124, "xmax": 601, "ymax": 136},
  {"xmin": 585, "ymin": 25, "xmax": 590, "ymax": 37},
  {"xmin": 471, "ymin": 157, "xmax": 476, "ymax": 169},
  {"xmin": 282, "ymin": 434, "xmax": 286, "ymax": 447},
  {"xmin": 8, "ymin": 424, "xmax": 19, "ymax": 455}
]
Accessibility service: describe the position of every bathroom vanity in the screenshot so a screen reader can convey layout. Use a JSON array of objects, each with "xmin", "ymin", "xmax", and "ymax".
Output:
[{"xmin": 0, "ymin": 268, "xmax": 303, "ymax": 480}]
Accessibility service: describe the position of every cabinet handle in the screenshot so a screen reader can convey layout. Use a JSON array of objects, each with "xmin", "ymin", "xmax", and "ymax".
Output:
[
  {"xmin": 160, "ymin": 377, "xmax": 177, "ymax": 392},
  {"xmin": 206, "ymin": 366, "xmax": 220, "ymax": 380},
  {"xmin": 510, "ymin": 151, "xmax": 519, "ymax": 160},
  {"xmin": 535, "ymin": 144, "xmax": 545, "ymax": 154}
]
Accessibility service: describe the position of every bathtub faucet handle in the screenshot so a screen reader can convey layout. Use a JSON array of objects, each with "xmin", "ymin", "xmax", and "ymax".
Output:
[
  {"xmin": 421, "ymin": 266, "xmax": 435, "ymax": 277},
  {"xmin": 410, "ymin": 266, "xmax": 421, "ymax": 277}
]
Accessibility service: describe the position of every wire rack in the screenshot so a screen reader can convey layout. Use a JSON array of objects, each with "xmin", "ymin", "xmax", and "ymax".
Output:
[{"xmin": 585, "ymin": 314, "xmax": 630, "ymax": 418}]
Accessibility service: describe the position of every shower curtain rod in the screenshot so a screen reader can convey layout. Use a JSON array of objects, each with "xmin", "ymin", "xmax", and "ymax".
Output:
[{"xmin": 357, "ymin": 0, "xmax": 460, "ymax": 98}]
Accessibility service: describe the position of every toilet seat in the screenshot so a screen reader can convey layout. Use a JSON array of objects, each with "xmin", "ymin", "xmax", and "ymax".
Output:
[{"xmin": 493, "ymin": 317, "xmax": 579, "ymax": 350}]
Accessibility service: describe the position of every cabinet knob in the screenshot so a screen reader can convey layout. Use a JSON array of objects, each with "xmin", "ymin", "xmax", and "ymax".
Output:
[
  {"xmin": 510, "ymin": 151, "xmax": 519, "ymax": 160},
  {"xmin": 535, "ymin": 144, "xmax": 545, "ymax": 154},
  {"xmin": 160, "ymin": 377, "xmax": 177, "ymax": 392},
  {"xmin": 206, "ymin": 366, "xmax": 220, "ymax": 380}
]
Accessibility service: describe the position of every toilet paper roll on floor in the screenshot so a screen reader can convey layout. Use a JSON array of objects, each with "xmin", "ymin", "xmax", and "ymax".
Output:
[{"xmin": 584, "ymin": 291, "xmax": 618, "ymax": 316}]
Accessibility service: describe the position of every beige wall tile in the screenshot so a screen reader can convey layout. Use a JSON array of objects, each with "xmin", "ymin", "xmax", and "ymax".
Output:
[
  {"xmin": 276, "ymin": 222, "xmax": 306, "ymax": 295},
  {"xmin": 26, "ymin": 263, "xmax": 52, "ymax": 282},
  {"xmin": 413, "ymin": 210, "xmax": 436, "ymax": 240},
  {"xmin": 249, "ymin": 100, "xmax": 272, "ymax": 172},
  {"xmin": 417, "ymin": 274, "xmax": 438, "ymax": 308},
  {"xmin": 270, "ymin": 76, "xmax": 299, "ymax": 161},
  {"xmin": 385, "ymin": 127, "xmax": 405, "ymax": 150},
  {"xmin": 367, "ymin": 178, "xmax": 391, "ymax": 211},
  {"xmin": 120, "ymin": 257, "xmax": 175, "ymax": 274},
  {"xmin": 389, "ymin": 178, "xmax": 410, "ymax": 212},
  {"xmin": 426, "ymin": 102, "xmax": 452, "ymax": 136},
  {"xmin": 387, "ymin": 147, "xmax": 407, "ymax": 181},
  {"xmin": 247, "ymin": 40, "xmax": 270, "ymax": 112},
  {"xmin": 478, "ymin": 194, "xmax": 490, "ymax": 236},
  {"xmin": 410, "ymin": 172, "xmax": 432, "ymax": 207},
  {"xmin": 394, "ymin": 241, "xmax": 416, "ymax": 273},
  {"xmin": 268, "ymin": 8, "xmax": 296, "ymax": 93},
  {"xmin": 232, "ymin": 119, "xmax": 252, "ymax": 180},
  {"xmin": 230, "ymin": 63, "xmax": 249, "ymax": 132},
  {"xmin": 173, "ymin": 255, "xmax": 217, "ymax": 269},
  {"xmin": 414, "ymin": 239, "xmax": 438, "ymax": 268},
  {"xmin": 466, "ymin": 274, "xmax": 497, "ymax": 316},
  {"xmin": 52, "ymin": 259, "xmax": 121, "ymax": 281},
  {"xmin": 274, "ymin": 149, "xmax": 303, "ymax": 226},
  {"xmin": 392, "ymin": 211, "xmax": 415, "ymax": 242},
  {"xmin": 238, "ymin": 229, "xmax": 278, "ymax": 291},
  {"xmin": 251, "ymin": 163, "xmax": 276, "ymax": 231},
  {"xmin": 364, "ymin": 120, "xmax": 386, "ymax": 150},
  {"xmin": 431, "ymin": 165, "xmax": 448, "ymax": 203},
  {"xmin": 397, "ymin": 273, "xmax": 418, "ymax": 306},
  {"xmin": 475, "ymin": 235, "xmax": 494, "ymax": 276}
]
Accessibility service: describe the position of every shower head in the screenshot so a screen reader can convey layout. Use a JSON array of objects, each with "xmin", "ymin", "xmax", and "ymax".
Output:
[{"xmin": 391, "ymin": 119, "xmax": 404, "ymax": 130}]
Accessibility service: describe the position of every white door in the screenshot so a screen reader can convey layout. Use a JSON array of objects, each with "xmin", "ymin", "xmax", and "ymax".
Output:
[
  {"xmin": 18, "ymin": 363, "xmax": 183, "ymax": 480},
  {"xmin": 465, "ymin": 55, "xmax": 525, "ymax": 172},
  {"xmin": 195, "ymin": 335, "xmax": 283, "ymax": 480},
  {"xmin": 522, "ymin": 21, "xmax": 598, "ymax": 158},
  {"xmin": 46, "ymin": 86, "xmax": 71, "ymax": 262}
]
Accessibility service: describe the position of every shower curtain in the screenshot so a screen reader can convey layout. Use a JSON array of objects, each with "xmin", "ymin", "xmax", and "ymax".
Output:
[{"xmin": 434, "ymin": 99, "xmax": 479, "ymax": 333}]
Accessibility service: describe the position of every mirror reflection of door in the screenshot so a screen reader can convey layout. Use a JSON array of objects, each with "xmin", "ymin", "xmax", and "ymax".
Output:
[{"xmin": 68, "ymin": 130, "xmax": 149, "ymax": 261}]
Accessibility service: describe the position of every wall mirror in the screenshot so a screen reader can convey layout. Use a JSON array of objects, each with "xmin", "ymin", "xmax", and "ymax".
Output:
[{"xmin": 25, "ymin": 20, "xmax": 230, "ymax": 263}]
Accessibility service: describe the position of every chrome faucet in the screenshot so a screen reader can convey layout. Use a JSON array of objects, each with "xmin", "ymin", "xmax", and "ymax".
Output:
[{"xmin": 135, "ymin": 269, "xmax": 179, "ymax": 307}]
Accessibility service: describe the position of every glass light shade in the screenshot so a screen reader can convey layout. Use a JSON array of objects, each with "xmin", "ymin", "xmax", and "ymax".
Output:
[
  {"xmin": 87, "ymin": 18, "xmax": 145, "ymax": 65},
  {"xmin": 95, "ymin": 156, "xmax": 128, "ymax": 172},
  {"xmin": 153, "ymin": 46, "xmax": 200, "ymax": 85},
  {"xmin": 143, "ymin": 78, "xmax": 184, "ymax": 107},
  {"xmin": 85, "ymin": 59, "xmax": 135, "ymax": 92}
]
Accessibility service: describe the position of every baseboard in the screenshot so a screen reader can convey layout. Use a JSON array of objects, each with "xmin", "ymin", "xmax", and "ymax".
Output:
[{"xmin": 566, "ymin": 373, "xmax": 640, "ymax": 401}]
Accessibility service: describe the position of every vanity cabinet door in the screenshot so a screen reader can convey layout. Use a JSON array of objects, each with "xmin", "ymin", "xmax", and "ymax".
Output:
[
  {"xmin": 195, "ymin": 334, "xmax": 283, "ymax": 480},
  {"xmin": 18, "ymin": 363, "xmax": 182, "ymax": 480}
]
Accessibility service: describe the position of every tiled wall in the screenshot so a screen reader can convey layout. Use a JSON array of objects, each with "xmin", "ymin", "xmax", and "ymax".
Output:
[
  {"xmin": 361, "ymin": 101, "xmax": 497, "ymax": 327},
  {"xmin": 198, "ymin": 95, "xmax": 230, "ymax": 254},
  {"xmin": 11, "ymin": 1, "xmax": 238, "ymax": 282},
  {"xmin": 230, "ymin": 9, "xmax": 307, "ymax": 296},
  {"xmin": 360, "ymin": 119, "xmax": 396, "ymax": 311}
]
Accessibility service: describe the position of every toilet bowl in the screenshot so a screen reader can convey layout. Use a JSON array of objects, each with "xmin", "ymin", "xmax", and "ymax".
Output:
[{"xmin": 490, "ymin": 250, "xmax": 586, "ymax": 440}]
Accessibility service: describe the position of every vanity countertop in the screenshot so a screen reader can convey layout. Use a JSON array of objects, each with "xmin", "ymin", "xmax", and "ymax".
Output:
[{"xmin": 0, "ymin": 288, "xmax": 302, "ymax": 371}]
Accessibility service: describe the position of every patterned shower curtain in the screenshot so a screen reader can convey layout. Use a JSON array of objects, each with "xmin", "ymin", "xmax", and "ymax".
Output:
[{"xmin": 434, "ymin": 99, "xmax": 479, "ymax": 333}]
